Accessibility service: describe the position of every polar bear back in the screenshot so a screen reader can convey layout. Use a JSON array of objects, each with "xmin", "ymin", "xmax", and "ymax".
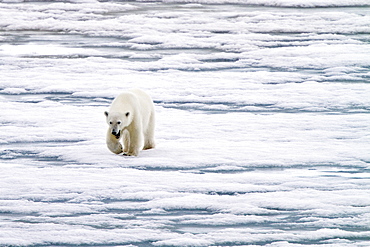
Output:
[{"xmin": 110, "ymin": 88, "xmax": 154, "ymax": 130}]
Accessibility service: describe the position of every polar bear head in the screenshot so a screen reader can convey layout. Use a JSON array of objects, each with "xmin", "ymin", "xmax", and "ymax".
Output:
[{"xmin": 104, "ymin": 110, "xmax": 132, "ymax": 139}]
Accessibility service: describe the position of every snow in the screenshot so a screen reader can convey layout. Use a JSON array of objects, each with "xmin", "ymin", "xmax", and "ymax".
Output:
[{"xmin": 1, "ymin": 0, "xmax": 370, "ymax": 246}]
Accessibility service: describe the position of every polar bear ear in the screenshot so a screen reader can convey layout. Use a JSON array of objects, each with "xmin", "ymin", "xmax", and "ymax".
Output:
[
  {"xmin": 125, "ymin": 112, "xmax": 130, "ymax": 117},
  {"xmin": 104, "ymin": 111, "xmax": 109, "ymax": 117}
]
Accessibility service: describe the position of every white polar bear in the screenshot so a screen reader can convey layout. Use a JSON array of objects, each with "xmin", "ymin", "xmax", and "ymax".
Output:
[{"xmin": 104, "ymin": 89, "xmax": 155, "ymax": 156}]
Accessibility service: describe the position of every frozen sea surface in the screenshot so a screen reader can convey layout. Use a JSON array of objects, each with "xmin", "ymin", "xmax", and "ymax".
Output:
[{"xmin": 1, "ymin": 0, "xmax": 370, "ymax": 246}]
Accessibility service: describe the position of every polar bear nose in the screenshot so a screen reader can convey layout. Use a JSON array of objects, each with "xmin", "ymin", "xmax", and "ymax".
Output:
[{"xmin": 112, "ymin": 129, "xmax": 121, "ymax": 139}]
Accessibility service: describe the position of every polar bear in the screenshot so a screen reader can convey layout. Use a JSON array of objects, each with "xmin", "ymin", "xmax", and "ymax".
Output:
[{"xmin": 104, "ymin": 89, "xmax": 155, "ymax": 156}]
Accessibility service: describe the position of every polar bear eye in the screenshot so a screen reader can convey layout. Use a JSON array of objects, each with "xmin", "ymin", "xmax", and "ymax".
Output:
[
  {"xmin": 109, "ymin": 121, "xmax": 113, "ymax": 125},
  {"xmin": 125, "ymin": 112, "xmax": 130, "ymax": 117},
  {"xmin": 117, "ymin": 121, "xmax": 121, "ymax": 125}
]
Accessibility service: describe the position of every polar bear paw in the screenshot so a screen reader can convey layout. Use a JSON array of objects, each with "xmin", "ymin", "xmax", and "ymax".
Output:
[{"xmin": 107, "ymin": 142, "xmax": 123, "ymax": 154}]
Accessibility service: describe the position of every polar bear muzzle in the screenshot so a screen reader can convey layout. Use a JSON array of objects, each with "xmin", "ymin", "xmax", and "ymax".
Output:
[{"xmin": 112, "ymin": 129, "xmax": 121, "ymax": 139}]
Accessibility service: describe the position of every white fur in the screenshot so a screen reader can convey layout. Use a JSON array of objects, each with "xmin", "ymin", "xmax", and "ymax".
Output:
[{"xmin": 105, "ymin": 89, "xmax": 155, "ymax": 156}]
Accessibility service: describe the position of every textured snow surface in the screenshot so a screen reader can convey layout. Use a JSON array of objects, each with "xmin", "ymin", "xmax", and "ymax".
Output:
[{"xmin": 1, "ymin": 0, "xmax": 370, "ymax": 246}]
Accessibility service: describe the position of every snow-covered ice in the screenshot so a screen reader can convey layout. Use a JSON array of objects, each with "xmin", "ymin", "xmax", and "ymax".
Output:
[{"xmin": 0, "ymin": 0, "xmax": 370, "ymax": 246}]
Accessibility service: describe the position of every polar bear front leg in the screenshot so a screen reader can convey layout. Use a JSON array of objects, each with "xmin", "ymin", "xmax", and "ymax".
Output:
[
  {"xmin": 122, "ymin": 130, "xmax": 130, "ymax": 154},
  {"xmin": 106, "ymin": 129, "xmax": 123, "ymax": 154},
  {"xmin": 126, "ymin": 129, "xmax": 143, "ymax": 156}
]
